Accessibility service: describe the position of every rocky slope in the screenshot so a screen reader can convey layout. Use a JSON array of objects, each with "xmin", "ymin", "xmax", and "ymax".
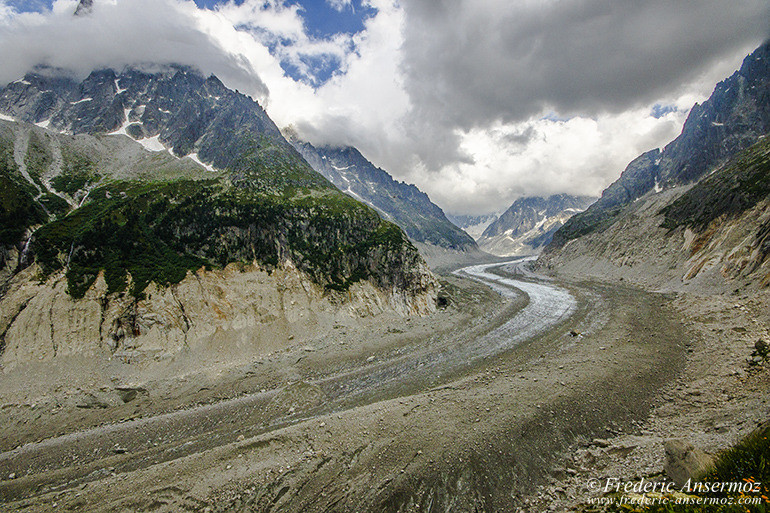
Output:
[
  {"xmin": 288, "ymin": 136, "xmax": 477, "ymax": 251},
  {"xmin": 540, "ymin": 40, "xmax": 770, "ymax": 292},
  {"xmin": 0, "ymin": 67, "xmax": 437, "ymax": 376},
  {"xmin": 539, "ymin": 119, "xmax": 770, "ymax": 293},
  {"xmin": 477, "ymin": 194, "xmax": 594, "ymax": 256},
  {"xmin": 550, "ymin": 39, "xmax": 770, "ymax": 250},
  {"xmin": 0, "ymin": 65, "xmax": 291, "ymax": 179}
]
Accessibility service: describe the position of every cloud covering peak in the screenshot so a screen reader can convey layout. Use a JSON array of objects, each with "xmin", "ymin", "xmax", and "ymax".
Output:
[
  {"xmin": 0, "ymin": 0, "xmax": 768, "ymax": 215},
  {"xmin": 0, "ymin": 0, "xmax": 271, "ymax": 98}
]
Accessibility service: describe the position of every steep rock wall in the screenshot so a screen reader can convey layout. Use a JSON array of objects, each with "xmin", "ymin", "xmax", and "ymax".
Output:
[{"xmin": 0, "ymin": 260, "xmax": 436, "ymax": 371}]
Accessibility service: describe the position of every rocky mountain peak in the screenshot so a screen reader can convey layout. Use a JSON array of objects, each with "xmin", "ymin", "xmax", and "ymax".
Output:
[
  {"xmin": 288, "ymin": 138, "xmax": 478, "ymax": 251},
  {"xmin": 0, "ymin": 64, "xmax": 295, "ymax": 188},
  {"xmin": 74, "ymin": 0, "xmax": 94, "ymax": 16},
  {"xmin": 550, "ymin": 39, "xmax": 770, "ymax": 249}
]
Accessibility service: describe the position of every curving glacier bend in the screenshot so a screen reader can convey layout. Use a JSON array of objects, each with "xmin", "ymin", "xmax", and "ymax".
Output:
[{"xmin": 457, "ymin": 258, "xmax": 576, "ymax": 355}]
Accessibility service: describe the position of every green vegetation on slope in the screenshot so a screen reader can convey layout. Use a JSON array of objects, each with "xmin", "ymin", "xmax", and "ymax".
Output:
[
  {"xmin": 33, "ymin": 180, "xmax": 213, "ymax": 298},
  {"xmin": 204, "ymin": 130, "xmax": 334, "ymax": 194},
  {"xmin": 50, "ymin": 146, "xmax": 97, "ymax": 196},
  {"xmin": 38, "ymin": 193, "xmax": 70, "ymax": 219},
  {"xmin": 661, "ymin": 137, "xmax": 770, "ymax": 232},
  {"xmin": 32, "ymin": 177, "xmax": 419, "ymax": 299},
  {"xmin": 0, "ymin": 138, "xmax": 47, "ymax": 246}
]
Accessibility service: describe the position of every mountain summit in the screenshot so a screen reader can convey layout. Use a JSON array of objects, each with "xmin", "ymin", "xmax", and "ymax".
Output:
[
  {"xmin": 0, "ymin": 66, "xmax": 290, "ymax": 183},
  {"xmin": 74, "ymin": 0, "xmax": 93, "ymax": 16}
]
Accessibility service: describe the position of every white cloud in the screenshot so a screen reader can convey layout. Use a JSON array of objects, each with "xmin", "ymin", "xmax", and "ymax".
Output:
[
  {"xmin": 0, "ymin": 0, "xmax": 767, "ymax": 216},
  {"xmin": 326, "ymin": 0, "xmax": 352, "ymax": 13},
  {"xmin": 422, "ymin": 107, "xmax": 690, "ymax": 215},
  {"xmin": 213, "ymin": 0, "xmax": 357, "ymax": 86},
  {"xmin": 0, "ymin": 0, "xmax": 271, "ymax": 98}
]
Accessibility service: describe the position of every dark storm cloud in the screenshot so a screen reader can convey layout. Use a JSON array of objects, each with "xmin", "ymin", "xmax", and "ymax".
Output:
[{"xmin": 401, "ymin": 0, "xmax": 770, "ymax": 130}]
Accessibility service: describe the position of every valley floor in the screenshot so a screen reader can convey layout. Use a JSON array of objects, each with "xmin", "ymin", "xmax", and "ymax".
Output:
[
  {"xmin": 524, "ymin": 277, "xmax": 770, "ymax": 511},
  {"xmin": 0, "ymin": 262, "xmax": 767, "ymax": 511}
]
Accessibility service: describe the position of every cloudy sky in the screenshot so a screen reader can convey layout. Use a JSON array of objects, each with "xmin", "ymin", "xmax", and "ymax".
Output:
[{"xmin": 0, "ymin": 0, "xmax": 768, "ymax": 215}]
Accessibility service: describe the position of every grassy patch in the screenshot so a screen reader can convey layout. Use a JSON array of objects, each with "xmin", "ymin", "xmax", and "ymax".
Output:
[
  {"xmin": 698, "ymin": 422, "xmax": 770, "ymax": 505},
  {"xmin": 661, "ymin": 138, "xmax": 770, "ymax": 232}
]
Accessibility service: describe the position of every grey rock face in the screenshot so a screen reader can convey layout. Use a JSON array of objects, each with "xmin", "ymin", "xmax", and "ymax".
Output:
[
  {"xmin": 289, "ymin": 138, "xmax": 478, "ymax": 251},
  {"xmin": 0, "ymin": 65, "xmax": 297, "ymax": 181}
]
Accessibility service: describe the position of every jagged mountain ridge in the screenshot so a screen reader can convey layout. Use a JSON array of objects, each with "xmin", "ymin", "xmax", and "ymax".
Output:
[
  {"xmin": 0, "ymin": 66, "xmax": 309, "ymax": 190},
  {"xmin": 288, "ymin": 138, "xmax": 478, "ymax": 251},
  {"xmin": 550, "ymin": 39, "xmax": 770, "ymax": 249},
  {"xmin": 478, "ymin": 194, "xmax": 595, "ymax": 256},
  {"xmin": 0, "ymin": 66, "xmax": 435, "ymax": 305}
]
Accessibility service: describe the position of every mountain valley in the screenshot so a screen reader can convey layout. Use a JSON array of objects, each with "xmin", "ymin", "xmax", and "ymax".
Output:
[{"xmin": 0, "ymin": 3, "xmax": 768, "ymax": 511}]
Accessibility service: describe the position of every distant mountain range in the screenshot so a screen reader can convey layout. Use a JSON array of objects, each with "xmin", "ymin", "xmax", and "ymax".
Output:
[
  {"xmin": 287, "ymin": 136, "xmax": 477, "ymax": 251},
  {"xmin": 475, "ymin": 195, "xmax": 595, "ymax": 256},
  {"xmin": 446, "ymin": 213, "xmax": 500, "ymax": 240}
]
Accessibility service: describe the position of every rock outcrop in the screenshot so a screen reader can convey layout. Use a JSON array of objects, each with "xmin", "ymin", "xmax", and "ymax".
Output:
[{"xmin": 664, "ymin": 440, "xmax": 715, "ymax": 487}]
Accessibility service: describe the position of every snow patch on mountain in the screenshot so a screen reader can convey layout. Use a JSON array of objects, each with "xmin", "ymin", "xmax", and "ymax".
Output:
[{"xmin": 478, "ymin": 194, "xmax": 596, "ymax": 256}]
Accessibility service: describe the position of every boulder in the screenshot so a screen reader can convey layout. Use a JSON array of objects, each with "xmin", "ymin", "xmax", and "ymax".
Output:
[{"xmin": 664, "ymin": 439, "xmax": 714, "ymax": 487}]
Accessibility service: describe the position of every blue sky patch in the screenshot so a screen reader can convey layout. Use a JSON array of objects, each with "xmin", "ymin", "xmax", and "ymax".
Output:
[
  {"xmin": 5, "ymin": 0, "xmax": 53, "ymax": 12},
  {"xmin": 191, "ymin": 0, "xmax": 376, "ymax": 41},
  {"xmin": 650, "ymin": 103, "xmax": 678, "ymax": 119}
]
